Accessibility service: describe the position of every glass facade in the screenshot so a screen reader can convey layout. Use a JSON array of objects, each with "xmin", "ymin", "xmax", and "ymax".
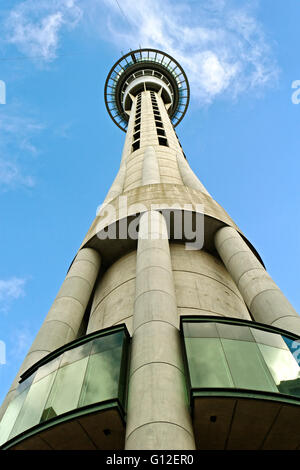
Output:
[
  {"xmin": 0, "ymin": 326, "xmax": 129, "ymax": 447},
  {"xmin": 182, "ymin": 318, "xmax": 300, "ymax": 402}
]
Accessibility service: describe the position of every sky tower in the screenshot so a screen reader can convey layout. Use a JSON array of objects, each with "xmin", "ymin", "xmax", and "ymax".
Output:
[{"xmin": 0, "ymin": 48, "xmax": 300, "ymax": 450}]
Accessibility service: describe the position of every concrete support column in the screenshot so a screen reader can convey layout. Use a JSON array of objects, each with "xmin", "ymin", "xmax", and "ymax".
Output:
[
  {"xmin": 215, "ymin": 226, "xmax": 300, "ymax": 334},
  {"xmin": 176, "ymin": 151, "xmax": 210, "ymax": 195},
  {"xmin": 125, "ymin": 211, "xmax": 196, "ymax": 450},
  {"xmin": 0, "ymin": 247, "xmax": 101, "ymax": 420},
  {"xmin": 142, "ymin": 146, "xmax": 160, "ymax": 185}
]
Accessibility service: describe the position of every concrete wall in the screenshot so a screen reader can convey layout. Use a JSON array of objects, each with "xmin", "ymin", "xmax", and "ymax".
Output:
[
  {"xmin": 87, "ymin": 250, "xmax": 136, "ymax": 335},
  {"xmin": 86, "ymin": 242, "xmax": 251, "ymax": 339},
  {"xmin": 171, "ymin": 244, "xmax": 251, "ymax": 320}
]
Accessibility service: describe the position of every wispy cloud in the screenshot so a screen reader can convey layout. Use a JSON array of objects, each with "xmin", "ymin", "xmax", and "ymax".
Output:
[
  {"xmin": 10, "ymin": 326, "xmax": 34, "ymax": 360},
  {"xmin": 2, "ymin": 0, "xmax": 279, "ymax": 104},
  {"xmin": 0, "ymin": 160, "xmax": 34, "ymax": 188},
  {"xmin": 0, "ymin": 109, "xmax": 45, "ymax": 189},
  {"xmin": 92, "ymin": 0, "xmax": 279, "ymax": 104},
  {"xmin": 0, "ymin": 277, "xmax": 26, "ymax": 312},
  {"xmin": 54, "ymin": 121, "xmax": 73, "ymax": 139},
  {"xmin": 3, "ymin": 0, "xmax": 82, "ymax": 61}
]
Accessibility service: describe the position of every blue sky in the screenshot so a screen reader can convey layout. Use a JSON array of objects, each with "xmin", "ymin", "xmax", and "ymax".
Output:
[{"xmin": 0, "ymin": 0, "xmax": 299, "ymax": 404}]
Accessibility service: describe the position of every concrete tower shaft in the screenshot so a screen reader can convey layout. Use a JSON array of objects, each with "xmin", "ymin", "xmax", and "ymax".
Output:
[{"xmin": 1, "ymin": 49, "xmax": 300, "ymax": 451}]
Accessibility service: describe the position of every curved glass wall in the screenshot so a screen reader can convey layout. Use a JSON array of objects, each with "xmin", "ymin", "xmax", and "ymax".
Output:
[
  {"xmin": 0, "ymin": 325, "xmax": 129, "ymax": 448},
  {"xmin": 181, "ymin": 317, "xmax": 300, "ymax": 403}
]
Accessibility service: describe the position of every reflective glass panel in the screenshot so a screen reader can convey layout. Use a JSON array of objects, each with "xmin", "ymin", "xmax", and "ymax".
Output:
[
  {"xmin": 42, "ymin": 357, "xmax": 88, "ymax": 421},
  {"xmin": 183, "ymin": 322, "xmax": 218, "ymax": 338},
  {"xmin": 258, "ymin": 344, "xmax": 300, "ymax": 398},
  {"xmin": 33, "ymin": 356, "xmax": 61, "ymax": 383},
  {"xmin": 217, "ymin": 323, "xmax": 254, "ymax": 342},
  {"xmin": 184, "ymin": 338, "xmax": 234, "ymax": 388},
  {"xmin": 16, "ymin": 373, "xmax": 36, "ymax": 396},
  {"xmin": 9, "ymin": 371, "xmax": 57, "ymax": 439},
  {"xmin": 91, "ymin": 331, "xmax": 124, "ymax": 355},
  {"xmin": 0, "ymin": 328, "xmax": 129, "ymax": 448},
  {"xmin": 60, "ymin": 341, "xmax": 93, "ymax": 367},
  {"xmin": 182, "ymin": 320, "xmax": 300, "ymax": 401},
  {"xmin": 221, "ymin": 339, "xmax": 278, "ymax": 392},
  {"xmin": 78, "ymin": 346, "xmax": 123, "ymax": 407},
  {"xmin": 251, "ymin": 328, "xmax": 289, "ymax": 350},
  {"xmin": 0, "ymin": 388, "xmax": 29, "ymax": 446}
]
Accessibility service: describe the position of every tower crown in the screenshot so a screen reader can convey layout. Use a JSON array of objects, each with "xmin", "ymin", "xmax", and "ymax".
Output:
[{"xmin": 104, "ymin": 48, "xmax": 190, "ymax": 131}]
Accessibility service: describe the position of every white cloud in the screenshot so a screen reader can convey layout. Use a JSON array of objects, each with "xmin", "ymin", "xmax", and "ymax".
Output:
[
  {"xmin": 0, "ymin": 278, "xmax": 26, "ymax": 312},
  {"xmin": 10, "ymin": 327, "xmax": 33, "ymax": 360},
  {"xmin": 4, "ymin": 0, "xmax": 82, "ymax": 61},
  {"xmin": 0, "ymin": 278, "xmax": 26, "ymax": 301},
  {"xmin": 2, "ymin": 0, "xmax": 279, "ymax": 104},
  {"xmin": 0, "ymin": 160, "xmax": 34, "ymax": 188},
  {"xmin": 54, "ymin": 121, "xmax": 73, "ymax": 139},
  {"xmin": 0, "ymin": 110, "xmax": 44, "ymax": 189},
  {"xmin": 92, "ymin": 0, "xmax": 279, "ymax": 104}
]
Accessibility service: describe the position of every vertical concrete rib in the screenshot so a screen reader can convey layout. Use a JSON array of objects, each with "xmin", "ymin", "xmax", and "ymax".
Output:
[
  {"xmin": 0, "ymin": 247, "xmax": 101, "ymax": 420},
  {"xmin": 215, "ymin": 226, "xmax": 300, "ymax": 334},
  {"xmin": 142, "ymin": 146, "xmax": 160, "ymax": 185},
  {"xmin": 103, "ymin": 162, "xmax": 126, "ymax": 205},
  {"xmin": 176, "ymin": 151, "xmax": 210, "ymax": 195},
  {"xmin": 125, "ymin": 210, "xmax": 196, "ymax": 450}
]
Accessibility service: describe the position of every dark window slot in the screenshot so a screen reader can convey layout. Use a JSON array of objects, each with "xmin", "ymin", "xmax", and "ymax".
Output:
[
  {"xmin": 132, "ymin": 140, "xmax": 140, "ymax": 152},
  {"xmin": 158, "ymin": 137, "xmax": 168, "ymax": 147},
  {"xmin": 157, "ymin": 128, "xmax": 166, "ymax": 136}
]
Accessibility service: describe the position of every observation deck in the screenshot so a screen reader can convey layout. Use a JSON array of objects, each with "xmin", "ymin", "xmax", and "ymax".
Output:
[{"xmin": 104, "ymin": 48, "xmax": 190, "ymax": 131}]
